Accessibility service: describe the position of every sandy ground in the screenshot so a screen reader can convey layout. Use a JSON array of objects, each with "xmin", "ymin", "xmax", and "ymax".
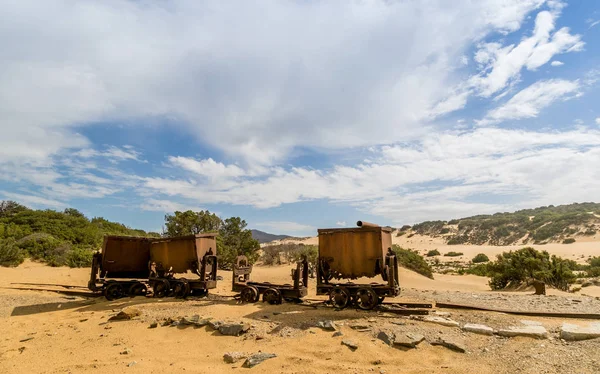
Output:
[{"xmin": 1, "ymin": 260, "xmax": 600, "ymax": 374}]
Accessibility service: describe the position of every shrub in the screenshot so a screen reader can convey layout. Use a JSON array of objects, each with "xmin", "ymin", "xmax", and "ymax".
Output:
[
  {"xmin": 392, "ymin": 245, "xmax": 433, "ymax": 279},
  {"xmin": 562, "ymin": 238, "xmax": 576, "ymax": 244},
  {"xmin": 472, "ymin": 253, "xmax": 490, "ymax": 263},
  {"xmin": 447, "ymin": 235, "xmax": 468, "ymax": 245},
  {"xmin": 426, "ymin": 249, "xmax": 440, "ymax": 257},
  {"xmin": 465, "ymin": 263, "xmax": 489, "ymax": 276},
  {"xmin": 440, "ymin": 228, "xmax": 450, "ymax": 234},
  {"xmin": 65, "ymin": 246, "xmax": 94, "ymax": 268},
  {"xmin": 486, "ymin": 247, "xmax": 577, "ymax": 291},
  {"xmin": 590, "ymin": 257, "xmax": 600, "ymax": 267},
  {"xmin": 0, "ymin": 238, "xmax": 25, "ymax": 267},
  {"xmin": 444, "ymin": 251, "xmax": 464, "ymax": 257},
  {"xmin": 260, "ymin": 245, "xmax": 284, "ymax": 265}
]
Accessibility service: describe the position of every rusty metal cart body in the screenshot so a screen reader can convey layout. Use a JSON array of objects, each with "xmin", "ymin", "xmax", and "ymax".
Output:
[
  {"xmin": 316, "ymin": 221, "xmax": 400, "ymax": 309},
  {"xmin": 88, "ymin": 234, "xmax": 218, "ymax": 300},
  {"xmin": 233, "ymin": 255, "xmax": 309, "ymax": 304}
]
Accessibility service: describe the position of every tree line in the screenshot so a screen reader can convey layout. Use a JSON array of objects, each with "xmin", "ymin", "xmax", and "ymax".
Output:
[{"xmin": 0, "ymin": 201, "xmax": 260, "ymax": 269}]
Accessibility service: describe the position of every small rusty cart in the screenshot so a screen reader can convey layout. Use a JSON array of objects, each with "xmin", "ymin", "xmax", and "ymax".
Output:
[
  {"xmin": 316, "ymin": 221, "xmax": 400, "ymax": 310},
  {"xmin": 233, "ymin": 255, "xmax": 309, "ymax": 304}
]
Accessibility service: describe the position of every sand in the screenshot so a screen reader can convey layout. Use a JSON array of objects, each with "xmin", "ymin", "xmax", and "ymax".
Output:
[{"xmin": 1, "ymin": 258, "xmax": 600, "ymax": 374}]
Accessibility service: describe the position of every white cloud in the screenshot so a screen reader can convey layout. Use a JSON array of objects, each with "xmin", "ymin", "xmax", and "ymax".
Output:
[
  {"xmin": 141, "ymin": 126, "xmax": 600, "ymax": 224},
  {"xmin": 0, "ymin": 0, "xmax": 548, "ymax": 167},
  {"xmin": 139, "ymin": 199, "xmax": 203, "ymax": 213},
  {"xmin": 0, "ymin": 191, "xmax": 66, "ymax": 209},
  {"xmin": 254, "ymin": 221, "xmax": 315, "ymax": 235},
  {"xmin": 550, "ymin": 60, "xmax": 564, "ymax": 66},
  {"xmin": 168, "ymin": 157, "xmax": 246, "ymax": 178},
  {"xmin": 480, "ymin": 79, "xmax": 580, "ymax": 125},
  {"xmin": 470, "ymin": 10, "xmax": 583, "ymax": 98},
  {"xmin": 336, "ymin": 221, "xmax": 347, "ymax": 227},
  {"xmin": 596, "ymin": 118, "xmax": 600, "ymax": 125}
]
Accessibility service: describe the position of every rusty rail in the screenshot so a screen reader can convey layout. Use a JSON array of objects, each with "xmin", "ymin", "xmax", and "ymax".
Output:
[{"xmin": 436, "ymin": 302, "xmax": 600, "ymax": 320}]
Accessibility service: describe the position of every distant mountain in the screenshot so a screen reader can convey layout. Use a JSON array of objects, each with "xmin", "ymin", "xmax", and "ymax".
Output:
[{"xmin": 251, "ymin": 229, "xmax": 291, "ymax": 244}]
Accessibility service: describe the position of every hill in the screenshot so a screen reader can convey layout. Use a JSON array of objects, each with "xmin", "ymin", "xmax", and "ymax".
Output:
[
  {"xmin": 398, "ymin": 202, "xmax": 600, "ymax": 246},
  {"xmin": 251, "ymin": 229, "xmax": 291, "ymax": 244},
  {"xmin": 0, "ymin": 200, "xmax": 160, "ymax": 267}
]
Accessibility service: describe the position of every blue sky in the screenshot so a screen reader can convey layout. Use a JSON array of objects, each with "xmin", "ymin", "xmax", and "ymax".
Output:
[{"xmin": 1, "ymin": 0, "xmax": 600, "ymax": 236}]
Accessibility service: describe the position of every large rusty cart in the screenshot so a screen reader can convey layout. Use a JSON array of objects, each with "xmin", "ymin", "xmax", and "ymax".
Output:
[
  {"xmin": 233, "ymin": 255, "xmax": 309, "ymax": 304},
  {"xmin": 316, "ymin": 221, "xmax": 400, "ymax": 310},
  {"xmin": 88, "ymin": 234, "xmax": 218, "ymax": 300}
]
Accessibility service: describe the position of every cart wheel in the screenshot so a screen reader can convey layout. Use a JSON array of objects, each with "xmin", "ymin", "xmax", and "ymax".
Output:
[
  {"xmin": 104, "ymin": 283, "xmax": 124, "ymax": 301},
  {"xmin": 263, "ymin": 288, "xmax": 282, "ymax": 305},
  {"xmin": 128, "ymin": 282, "xmax": 147, "ymax": 297},
  {"xmin": 153, "ymin": 279, "xmax": 170, "ymax": 298},
  {"xmin": 240, "ymin": 286, "xmax": 259, "ymax": 303},
  {"xmin": 355, "ymin": 287, "xmax": 378, "ymax": 310},
  {"xmin": 173, "ymin": 280, "xmax": 190, "ymax": 299},
  {"xmin": 329, "ymin": 286, "xmax": 350, "ymax": 309}
]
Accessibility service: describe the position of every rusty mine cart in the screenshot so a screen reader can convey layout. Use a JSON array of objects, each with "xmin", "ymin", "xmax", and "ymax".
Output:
[
  {"xmin": 88, "ymin": 234, "xmax": 218, "ymax": 300},
  {"xmin": 233, "ymin": 255, "xmax": 309, "ymax": 305},
  {"xmin": 316, "ymin": 221, "xmax": 400, "ymax": 310}
]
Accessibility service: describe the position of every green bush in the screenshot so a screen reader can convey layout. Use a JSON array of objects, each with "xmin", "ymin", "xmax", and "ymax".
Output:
[
  {"xmin": 392, "ymin": 245, "xmax": 433, "ymax": 279},
  {"xmin": 0, "ymin": 238, "xmax": 25, "ymax": 267},
  {"xmin": 472, "ymin": 253, "xmax": 490, "ymax": 263},
  {"xmin": 589, "ymin": 257, "xmax": 600, "ymax": 267},
  {"xmin": 486, "ymin": 247, "xmax": 577, "ymax": 291},
  {"xmin": 65, "ymin": 246, "xmax": 94, "ymax": 268},
  {"xmin": 447, "ymin": 235, "xmax": 468, "ymax": 245},
  {"xmin": 562, "ymin": 238, "xmax": 576, "ymax": 244},
  {"xmin": 426, "ymin": 249, "xmax": 440, "ymax": 257},
  {"xmin": 465, "ymin": 263, "xmax": 489, "ymax": 276},
  {"xmin": 444, "ymin": 251, "xmax": 464, "ymax": 257}
]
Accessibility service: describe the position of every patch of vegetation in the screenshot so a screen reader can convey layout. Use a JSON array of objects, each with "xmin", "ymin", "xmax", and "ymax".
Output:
[
  {"xmin": 412, "ymin": 221, "xmax": 446, "ymax": 236},
  {"xmin": 409, "ymin": 202, "xmax": 600, "ymax": 245},
  {"xmin": 562, "ymin": 238, "xmax": 576, "ymax": 244},
  {"xmin": 0, "ymin": 238, "xmax": 25, "ymax": 267},
  {"xmin": 463, "ymin": 263, "xmax": 490, "ymax": 277},
  {"xmin": 486, "ymin": 247, "xmax": 577, "ymax": 291},
  {"xmin": 472, "ymin": 253, "xmax": 489, "ymax": 263},
  {"xmin": 426, "ymin": 249, "xmax": 440, "ymax": 257},
  {"xmin": 392, "ymin": 245, "xmax": 433, "ymax": 279},
  {"xmin": 444, "ymin": 251, "xmax": 464, "ymax": 257}
]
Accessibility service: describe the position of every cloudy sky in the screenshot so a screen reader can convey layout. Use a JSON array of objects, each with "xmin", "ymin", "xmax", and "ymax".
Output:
[{"xmin": 1, "ymin": 0, "xmax": 600, "ymax": 236}]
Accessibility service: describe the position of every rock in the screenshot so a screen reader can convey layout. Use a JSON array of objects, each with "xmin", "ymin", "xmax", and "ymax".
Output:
[
  {"xmin": 371, "ymin": 360, "xmax": 382, "ymax": 365},
  {"xmin": 127, "ymin": 361, "xmax": 137, "ymax": 367},
  {"xmin": 149, "ymin": 322, "xmax": 158, "ymax": 329},
  {"xmin": 216, "ymin": 275, "xmax": 224, "ymax": 280},
  {"xmin": 560, "ymin": 323, "xmax": 600, "ymax": 341},
  {"xmin": 120, "ymin": 348, "xmax": 132, "ymax": 355},
  {"xmin": 223, "ymin": 352, "xmax": 247, "ymax": 364},
  {"xmin": 393, "ymin": 333, "xmax": 425, "ymax": 349},
  {"xmin": 497, "ymin": 325, "xmax": 547, "ymax": 339},
  {"xmin": 19, "ymin": 337, "xmax": 34, "ymax": 342},
  {"xmin": 376, "ymin": 331, "xmax": 394, "ymax": 346},
  {"xmin": 209, "ymin": 320, "xmax": 224, "ymax": 330},
  {"xmin": 342, "ymin": 339, "xmax": 359, "ymax": 351},
  {"xmin": 419, "ymin": 316, "xmax": 460, "ymax": 328},
  {"xmin": 180, "ymin": 315, "xmax": 211, "ymax": 328},
  {"xmin": 218, "ymin": 323, "xmax": 251, "ymax": 336},
  {"xmin": 519, "ymin": 320, "xmax": 542, "ymax": 326},
  {"xmin": 242, "ymin": 353, "xmax": 277, "ymax": 368},
  {"xmin": 349, "ymin": 324, "xmax": 370, "ymax": 330},
  {"xmin": 272, "ymin": 312, "xmax": 281, "ymax": 315},
  {"xmin": 317, "ymin": 320, "xmax": 337, "ymax": 331},
  {"xmin": 435, "ymin": 312, "xmax": 451, "ymax": 317},
  {"xmin": 332, "ymin": 331, "xmax": 343, "ymax": 337},
  {"xmin": 431, "ymin": 338, "xmax": 466, "ymax": 353},
  {"xmin": 109, "ymin": 308, "xmax": 142, "ymax": 322},
  {"xmin": 462, "ymin": 323, "xmax": 494, "ymax": 336}
]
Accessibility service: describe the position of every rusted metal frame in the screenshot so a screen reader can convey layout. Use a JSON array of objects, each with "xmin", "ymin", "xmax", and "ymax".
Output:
[{"xmin": 436, "ymin": 302, "xmax": 600, "ymax": 319}]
